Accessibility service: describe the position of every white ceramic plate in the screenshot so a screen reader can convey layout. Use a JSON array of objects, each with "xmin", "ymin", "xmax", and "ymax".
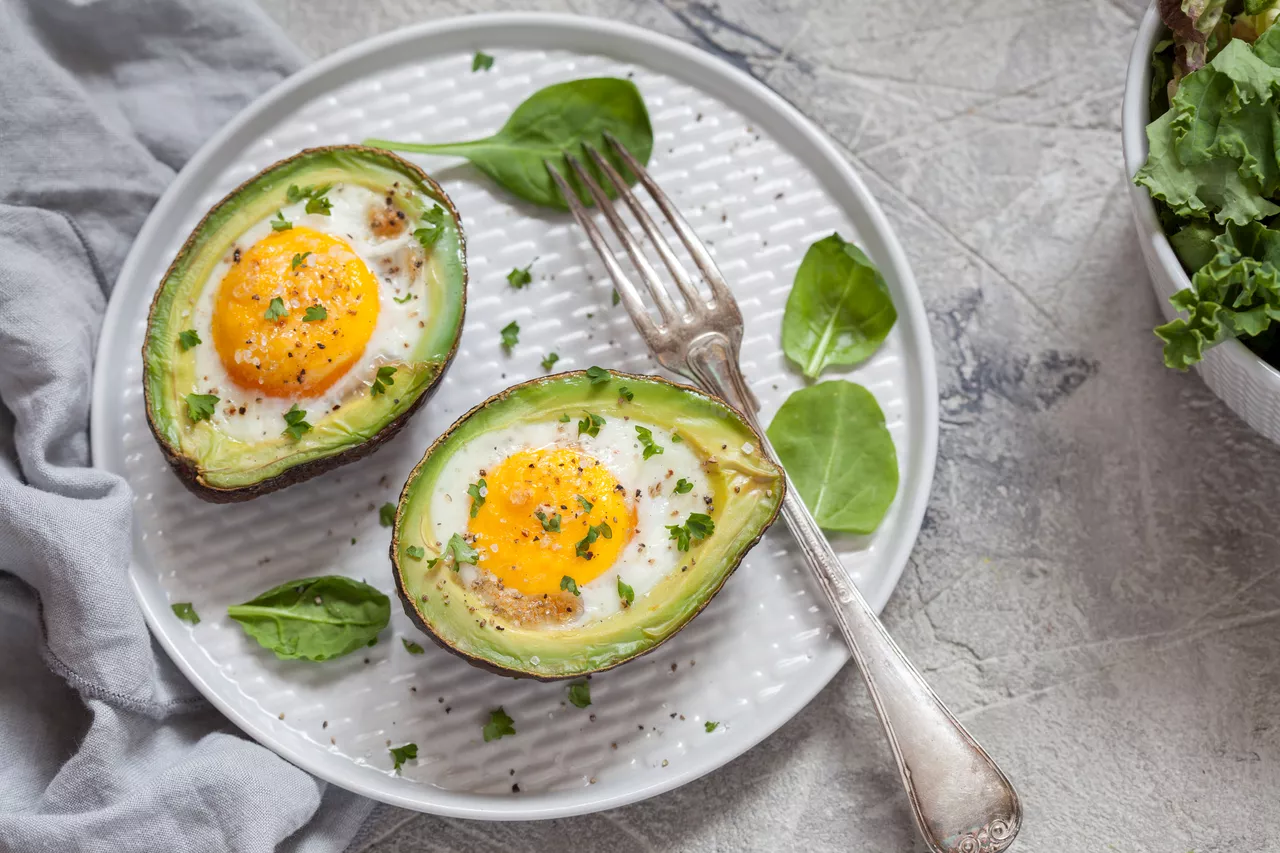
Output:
[{"xmin": 91, "ymin": 13, "xmax": 938, "ymax": 819}]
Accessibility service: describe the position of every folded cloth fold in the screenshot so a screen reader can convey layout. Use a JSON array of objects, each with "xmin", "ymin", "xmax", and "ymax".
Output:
[{"xmin": 0, "ymin": 0, "xmax": 373, "ymax": 849}]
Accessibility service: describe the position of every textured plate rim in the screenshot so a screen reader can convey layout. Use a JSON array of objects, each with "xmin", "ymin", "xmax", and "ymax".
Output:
[{"xmin": 91, "ymin": 12, "xmax": 939, "ymax": 820}]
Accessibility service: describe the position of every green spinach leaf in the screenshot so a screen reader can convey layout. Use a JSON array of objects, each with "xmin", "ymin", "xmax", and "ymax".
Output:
[
  {"xmin": 227, "ymin": 575, "xmax": 390, "ymax": 661},
  {"xmin": 781, "ymin": 233, "xmax": 896, "ymax": 378},
  {"xmin": 766, "ymin": 381, "xmax": 898, "ymax": 534},
  {"xmin": 364, "ymin": 78, "xmax": 653, "ymax": 210}
]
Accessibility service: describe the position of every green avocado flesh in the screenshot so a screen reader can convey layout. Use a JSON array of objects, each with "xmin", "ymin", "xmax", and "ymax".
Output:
[
  {"xmin": 143, "ymin": 146, "xmax": 466, "ymax": 499},
  {"xmin": 392, "ymin": 371, "xmax": 785, "ymax": 679}
]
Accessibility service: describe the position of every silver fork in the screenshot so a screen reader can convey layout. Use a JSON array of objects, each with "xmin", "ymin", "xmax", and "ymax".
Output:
[{"xmin": 547, "ymin": 134, "xmax": 1021, "ymax": 853}]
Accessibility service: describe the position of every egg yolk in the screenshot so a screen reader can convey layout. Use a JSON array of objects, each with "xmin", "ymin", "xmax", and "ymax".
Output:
[
  {"xmin": 211, "ymin": 227, "xmax": 379, "ymax": 398},
  {"xmin": 468, "ymin": 447, "xmax": 636, "ymax": 597}
]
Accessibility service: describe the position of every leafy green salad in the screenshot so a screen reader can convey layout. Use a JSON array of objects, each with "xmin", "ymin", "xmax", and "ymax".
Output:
[{"xmin": 1135, "ymin": 0, "xmax": 1280, "ymax": 369}]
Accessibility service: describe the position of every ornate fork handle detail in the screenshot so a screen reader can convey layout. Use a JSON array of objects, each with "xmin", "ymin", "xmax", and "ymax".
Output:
[{"xmin": 685, "ymin": 336, "xmax": 1021, "ymax": 853}]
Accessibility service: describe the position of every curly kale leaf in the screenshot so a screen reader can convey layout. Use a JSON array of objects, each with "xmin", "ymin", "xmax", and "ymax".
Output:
[{"xmin": 1156, "ymin": 221, "xmax": 1280, "ymax": 368}]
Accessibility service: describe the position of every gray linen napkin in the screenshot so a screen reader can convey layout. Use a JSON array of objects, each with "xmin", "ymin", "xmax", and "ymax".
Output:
[{"xmin": 0, "ymin": 0, "xmax": 374, "ymax": 849}]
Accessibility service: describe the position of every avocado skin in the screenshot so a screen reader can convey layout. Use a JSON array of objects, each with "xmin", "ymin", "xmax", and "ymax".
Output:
[
  {"xmin": 141, "ymin": 146, "xmax": 466, "ymax": 503},
  {"xmin": 390, "ymin": 370, "xmax": 785, "ymax": 680}
]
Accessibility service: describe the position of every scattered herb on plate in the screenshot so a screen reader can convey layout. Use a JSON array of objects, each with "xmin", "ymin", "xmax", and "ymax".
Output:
[
  {"xmin": 507, "ymin": 264, "xmax": 533, "ymax": 289},
  {"xmin": 568, "ymin": 681, "xmax": 591, "ymax": 708},
  {"xmin": 390, "ymin": 742, "xmax": 418, "ymax": 773},
  {"xmin": 472, "ymin": 51, "xmax": 494, "ymax": 72},
  {"xmin": 501, "ymin": 321, "xmax": 520, "ymax": 351},
  {"xmin": 171, "ymin": 602, "xmax": 200, "ymax": 625},
  {"xmin": 483, "ymin": 707, "xmax": 516, "ymax": 741},
  {"xmin": 379, "ymin": 502, "xmax": 396, "ymax": 527},
  {"xmin": 402, "ymin": 638, "xmax": 425, "ymax": 654},
  {"xmin": 541, "ymin": 352, "xmax": 560, "ymax": 371}
]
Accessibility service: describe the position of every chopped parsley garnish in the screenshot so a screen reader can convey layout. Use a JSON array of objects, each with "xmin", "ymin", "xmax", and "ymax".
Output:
[
  {"xmin": 635, "ymin": 425, "xmax": 664, "ymax": 459},
  {"xmin": 567, "ymin": 681, "xmax": 591, "ymax": 708},
  {"xmin": 171, "ymin": 602, "xmax": 200, "ymax": 625},
  {"xmin": 291, "ymin": 251, "xmax": 311, "ymax": 270},
  {"xmin": 389, "ymin": 742, "xmax": 418, "ymax": 772},
  {"xmin": 185, "ymin": 393, "xmax": 218, "ymax": 422},
  {"xmin": 406, "ymin": 545, "xmax": 426, "ymax": 560},
  {"xmin": 370, "ymin": 365, "xmax": 396, "ymax": 395},
  {"xmin": 282, "ymin": 404, "xmax": 312, "ymax": 440},
  {"xmin": 575, "ymin": 494, "xmax": 593, "ymax": 513},
  {"xmin": 264, "ymin": 297, "xmax": 288, "ymax": 321},
  {"xmin": 393, "ymin": 292, "xmax": 414, "ymax": 304},
  {"xmin": 303, "ymin": 304, "xmax": 327, "ymax": 322},
  {"xmin": 472, "ymin": 51, "xmax": 494, "ymax": 72},
  {"xmin": 177, "ymin": 329, "xmax": 201, "ymax": 351},
  {"xmin": 413, "ymin": 205, "xmax": 446, "ymax": 250},
  {"xmin": 671, "ymin": 432, "xmax": 683, "ymax": 443},
  {"xmin": 507, "ymin": 264, "xmax": 533, "ymax": 289},
  {"xmin": 560, "ymin": 575, "xmax": 581, "ymax": 596},
  {"xmin": 535, "ymin": 510, "xmax": 561, "ymax": 532},
  {"xmin": 500, "ymin": 321, "xmax": 520, "ymax": 351},
  {"xmin": 286, "ymin": 183, "xmax": 325, "ymax": 203},
  {"xmin": 611, "ymin": 289, "xmax": 620, "ymax": 306},
  {"xmin": 618, "ymin": 386, "xmax": 634, "ymax": 402},
  {"xmin": 483, "ymin": 707, "xmax": 516, "ymax": 742},
  {"xmin": 585, "ymin": 365, "xmax": 610, "ymax": 385},
  {"xmin": 305, "ymin": 195, "xmax": 332, "ymax": 215},
  {"xmin": 270, "ymin": 210, "xmax": 292, "ymax": 231},
  {"xmin": 441, "ymin": 533, "xmax": 478, "ymax": 569},
  {"xmin": 402, "ymin": 638, "xmax": 425, "ymax": 655},
  {"xmin": 540, "ymin": 352, "xmax": 560, "ymax": 371},
  {"xmin": 559, "ymin": 413, "xmax": 571, "ymax": 423},
  {"xmin": 705, "ymin": 721, "xmax": 719, "ymax": 733},
  {"xmin": 617, "ymin": 576, "xmax": 634, "ymax": 606},
  {"xmin": 577, "ymin": 411, "xmax": 604, "ymax": 438},
  {"xmin": 467, "ymin": 479, "xmax": 487, "ymax": 518},
  {"xmin": 379, "ymin": 502, "xmax": 396, "ymax": 527},
  {"xmin": 667, "ymin": 512, "xmax": 714, "ymax": 552},
  {"xmin": 674, "ymin": 478, "xmax": 693, "ymax": 494},
  {"xmin": 575, "ymin": 521, "xmax": 612, "ymax": 558}
]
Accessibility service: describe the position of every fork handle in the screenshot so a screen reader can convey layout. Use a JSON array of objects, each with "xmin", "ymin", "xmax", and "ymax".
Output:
[{"xmin": 685, "ymin": 336, "xmax": 1021, "ymax": 853}]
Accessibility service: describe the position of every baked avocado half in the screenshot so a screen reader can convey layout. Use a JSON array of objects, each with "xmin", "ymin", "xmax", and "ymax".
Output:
[
  {"xmin": 143, "ymin": 146, "xmax": 466, "ymax": 502},
  {"xmin": 391, "ymin": 370, "xmax": 784, "ymax": 679}
]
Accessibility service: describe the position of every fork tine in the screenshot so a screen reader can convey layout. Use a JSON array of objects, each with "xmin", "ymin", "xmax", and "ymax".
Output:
[
  {"xmin": 559, "ymin": 152, "xmax": 686, "ymax": 325},
  {"xmin": 545, "ymin": 161, "xmax": 660, "ymax": 338},
  {"xmin": 603, "ymin": 132, "xmax": 737, "ymax": 309},
  {"xmin": 582, "ymin": 144, "xmax": 705, "ymax": 316}
]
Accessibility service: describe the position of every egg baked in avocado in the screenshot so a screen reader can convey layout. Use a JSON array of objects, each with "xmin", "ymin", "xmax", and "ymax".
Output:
[
  {"xmin": 391, "ymin": 370, "xmax": 785, "ymax": 679},
  {"xmin": 143, "ymin": 146, "xmax": 466, "ymax": 501}
]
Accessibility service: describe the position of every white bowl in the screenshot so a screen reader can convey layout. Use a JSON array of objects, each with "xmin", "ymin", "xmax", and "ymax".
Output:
[{"xmin": 1123, "ymin": 3, "xmax": 1280, "ymax": 442}]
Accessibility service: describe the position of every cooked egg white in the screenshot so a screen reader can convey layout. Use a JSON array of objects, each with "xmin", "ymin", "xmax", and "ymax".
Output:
[
  {"xmin": 184, "ymin": 182, "xmax": 430, "ymax": 442},
  {"xmin": 427, "ymin": 416, "xmax": 711, "ymax": 626}
]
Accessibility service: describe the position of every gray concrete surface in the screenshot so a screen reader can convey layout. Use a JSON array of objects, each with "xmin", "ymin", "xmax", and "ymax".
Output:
[{"xmin": 256, "ymin": 0, "xmax": 1280, "ymax": 850}]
